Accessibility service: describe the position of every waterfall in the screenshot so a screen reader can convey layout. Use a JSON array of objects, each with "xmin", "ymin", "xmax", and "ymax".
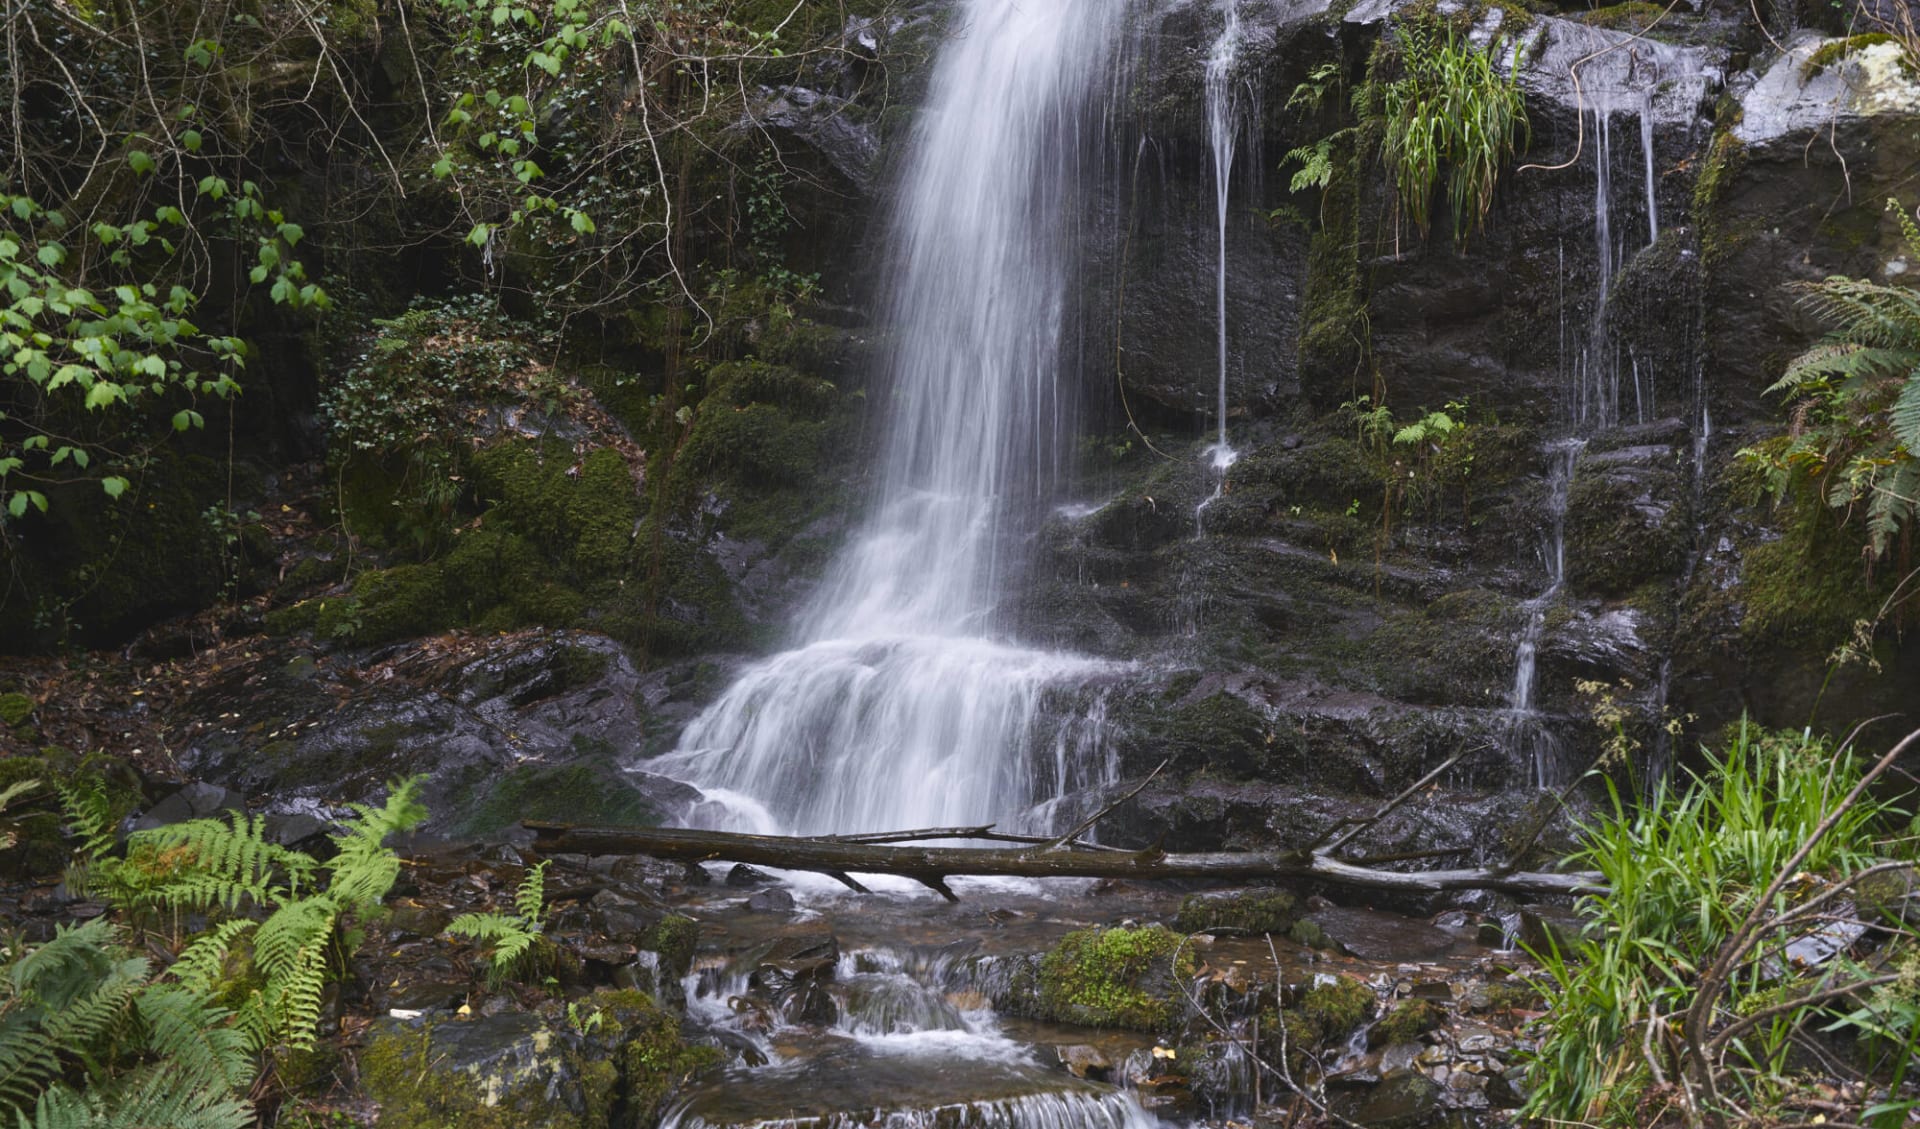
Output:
[
  {"xmin": 652, "ymin": 0, "xmax": 1128, "ymax": 837},
  {"xmin": 1639, "ymin": 90, "xmax": 1659, "ymax": 246},
  {"xmin": 1204, "ymin": 0, "xmax": 1242, "ymax": 469},
  {"xmin": 1506, "ymin": 438, "xmax": 1584, "ymax": 787}
]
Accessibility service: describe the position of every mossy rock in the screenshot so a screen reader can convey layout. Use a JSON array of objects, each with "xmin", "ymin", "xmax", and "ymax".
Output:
[
  {"xmin": 1174, "ymin": 889, "xmax": 1302, "ymax": 935},
  {"xmin": 642, "ymin": 916, "xmax": 701, "ymax": 981},
  {"xmin": 0, "ymin": 692, "xmax": 34, "ymax": 728},
  {"xmin": 583, "ymin": 988, "xmax": 721, "ymax": 1124},
  {"xmin": 361, "ymin": 1013, "xmax": 610, "ymax": 1129},
  {"xmin": 1369, "ymin": 998, "xmax": 1444, "ymax": 1047},
  {"xmin": 1037, "ymin": 925, "xmax": 1199, "ymax": 1032},
  {"xmin": 444, "ymin": 760, "xmax": 670, "ymax": 840},
  {"xmin": 1292, "ymin": 974, "xmax": 1376, "ymax": 1044}
]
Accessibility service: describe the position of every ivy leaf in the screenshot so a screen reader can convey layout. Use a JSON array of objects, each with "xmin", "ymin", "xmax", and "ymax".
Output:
[
  {"xmin": 101, "ymin": 476, "xmax": 128, "ymax": 499},
  {"xmin": 466, "ymin": 223, "xmax": 493, "ymax": 247},
  {"xmin": 431, "ymin": 156, "xmax": 454, "ymax": 179}
]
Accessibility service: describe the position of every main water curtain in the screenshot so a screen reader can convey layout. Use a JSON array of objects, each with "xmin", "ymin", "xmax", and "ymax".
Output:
[{"xmin": 653, "ymin": 0, "xmax": 1130, "ymax": 837}]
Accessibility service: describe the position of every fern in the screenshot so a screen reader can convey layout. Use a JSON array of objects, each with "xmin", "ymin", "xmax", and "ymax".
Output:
[
  {"xmin": 1743, "ymin": 223, "xmax": 1920, "ymax": 564},
  {"xmin": 446, "ymin": 860, "xmax": 550, "ymax": 986},
  {"xmin": 0, "ymin": 921, "xmax": 255, "ymax": 1126},
  {"xmin": 118, "ymin": 811, "xmax": 318, "ymax": 914}
]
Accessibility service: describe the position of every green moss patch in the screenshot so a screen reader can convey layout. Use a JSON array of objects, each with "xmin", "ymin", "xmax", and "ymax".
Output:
[
  {"xmin": 1369, "ymin": 997, "xmax": 1444, "ymax": 1046},
  {"xmin": 1037, "ymin": 925, "xmax": 1199, "ymax": 1032},
  {"xmin": 1174, "ymin": 889, "xmax": 1302, "ymax": 935}
]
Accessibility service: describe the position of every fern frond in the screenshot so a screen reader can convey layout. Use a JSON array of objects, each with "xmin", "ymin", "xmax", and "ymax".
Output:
[
  {"xmin": 325, "ymin": 776, "xmax": 426, "ymax": 912},
  {"xmin": 127, "ymin": 811, "xmax": 315, "ymax": 913},
  {"xmin": 253, "ymin": 944, "xmax": 329, "ymax": 1052},
  {"xmin": 1794, "ymin": 277, "xmax": 1920, "ymax": 350},
  {"xmin": 250, "ymin": 898, "xmax": 336, "ymax": 982},
  {"xmin": 55, "ymin": 782, "xmax": 118, "ymax": 864},
  {"xmin": 1891, "ymin": 371, "xmax": 1920, "ymax": 450},
  {"xmin": 514, "ymin": 861, "xmax": 550, "ymax": 929},
  {"xmin": 1770, "ymin": 342, "xmax": 1915, "ymax": 396},
  {"xmin": 445, "ymin": 911, "xmax": 541, "ymax": 984},
  {"xmin": 9, "ymin": 920, "xmax": 122, "ymax": 1009},
  {"xmin": 134, "ymin": 985, "xmax": 252, "ymax": 1096},
  {"xmin": 30, "ymin": 1068, "xmax": 253, "ymax": 1129},
  {"xmin": 167, "ymin": 921, "xmax": 258, "ymax": 996},
  {"xmin": 0, "ymin": 1026, "xmax": 61, "ymax": 1114},
  {"xmin": 0, "ymin": 778, "xmax": 42, "ymax": 813}
]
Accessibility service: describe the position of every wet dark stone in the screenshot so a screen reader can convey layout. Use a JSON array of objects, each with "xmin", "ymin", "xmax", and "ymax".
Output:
[
  {"xmin": 726, "ymin": 864, "xmax": 774, "ymax": 888},
  {"xmin": 746, "ymin": 888, "xmax": 796, "ymax": 913},
  {"xmin": 1306, "ymin": 907, "xmax": 1462, "ymax": 963},
  {"xmin": 129, "ymin": 781, "xmax": 245, "ymax": 831}
]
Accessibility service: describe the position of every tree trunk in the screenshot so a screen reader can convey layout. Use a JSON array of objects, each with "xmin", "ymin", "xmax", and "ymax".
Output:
[{"xmin": 524, "ymin": 823, "xmax": 1606, "ymax": 901}]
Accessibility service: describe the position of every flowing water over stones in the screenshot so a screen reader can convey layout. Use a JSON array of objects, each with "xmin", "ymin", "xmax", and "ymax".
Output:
[{"xmin": 655, "ymin": 0, "xmax": 1131, "ymax": 836}]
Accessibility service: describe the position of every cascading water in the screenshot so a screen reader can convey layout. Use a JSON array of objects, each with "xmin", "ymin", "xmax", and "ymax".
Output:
[
  {"xmin": 651, "ymin": 0, "xmax": 1128, "ymax": 837},
  {"xmin": 1509, "ymin": 81, "xmax": 1667, "ymax": 785},
  {"xmin": 1191, "ymin": 0, "xmax": 1244, "ymax": 552},
  {"xmin": 1204, "ymin": 0, "xmax": 1242, "ymax": 470},
  {"xmin": 1506, "ymin": 438, "xmax": 1584, "ymax": 787}
]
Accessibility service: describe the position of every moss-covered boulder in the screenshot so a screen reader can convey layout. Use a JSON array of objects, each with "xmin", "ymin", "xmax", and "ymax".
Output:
[
  {"xmin": 1036, "ymin": 925, "xmax": 1198, "ymax": 1032},
  {"xmin": 1174, "ymin": 888, "xmax": 1302, "ymax": 936},
  {"xmin": 362, "ymin": 1013, "xmax": 612, "ymax": 1129},
  {"xmin": 1292, "ymin": 974, "xmax": 1376, "ymax": 1045},
  {"xmin": 363, "ymin": 992, "xmax": 715, "ymax": 1129},
  {"xmin": 1369, "ymin": 997, "xmax": 1444, "ymax": 1047}
]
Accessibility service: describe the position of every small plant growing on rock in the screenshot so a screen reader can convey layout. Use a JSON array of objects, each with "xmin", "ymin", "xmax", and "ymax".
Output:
[
  {"xmin": 1374, "ymin": 22, "xmax": 1529, "ymax": 246},
  {"xmin": 446, "ymin": 859, "xmax": 552, "ymax": 986}
]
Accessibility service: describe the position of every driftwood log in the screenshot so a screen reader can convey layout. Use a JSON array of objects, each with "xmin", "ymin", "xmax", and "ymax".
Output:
[{"xmin": 523, "ymin": 822, "xmax": 1607, "ymax": 900}]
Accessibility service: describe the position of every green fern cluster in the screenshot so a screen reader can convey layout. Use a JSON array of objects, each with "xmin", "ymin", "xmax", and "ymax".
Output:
[
  {"xmin": 446, "ymin": 860, "xmax": 550, "ymax": 986},
  {"xmin": 0, "ymin": 919, "xmax": 254, "ymax": 1129},
  {"xmin": 63, "ymin": 776, "xmax": 427, "ymax": 1052},
  {"xmin": 1741, "ymin": 198, "xmax": 1920, "ymax": 563}
]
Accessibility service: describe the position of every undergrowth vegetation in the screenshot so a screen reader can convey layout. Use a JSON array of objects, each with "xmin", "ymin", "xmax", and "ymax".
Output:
[
  {"xmin": 1525, "ymin": 721, "xmax": 1920, "ymax": 1128},
  {"xmin": 1373, "ymin": 22, "xmax": 1529, "ymax": 246},
  {"xmin": 1, "ymin": 776, "xmax": 427, "ymax": 1127}
]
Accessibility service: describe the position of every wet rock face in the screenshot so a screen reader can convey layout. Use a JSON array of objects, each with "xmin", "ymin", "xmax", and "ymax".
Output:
[{"xmin": 175, "ymin": 631, "xmax": 697, "ymax": 838}]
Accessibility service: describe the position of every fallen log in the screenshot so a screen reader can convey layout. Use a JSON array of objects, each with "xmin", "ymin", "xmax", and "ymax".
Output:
[{"xmin": 523, "ymin": 823, "xmax": 1608, "ymax": 900}]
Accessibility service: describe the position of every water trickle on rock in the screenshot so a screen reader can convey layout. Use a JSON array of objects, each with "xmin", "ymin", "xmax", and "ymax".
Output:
[
  {"xmin": 653, "ymin": 0, "xmax": 1129, "ymax": 837},
  {"xmin": 1204, "ymin": 0, "xmax": 1243, "ymax": 470}
]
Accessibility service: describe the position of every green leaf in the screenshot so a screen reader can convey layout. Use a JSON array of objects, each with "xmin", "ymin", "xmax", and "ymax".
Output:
[
  {"xmin": 84, "ymin": 381, "xmax": 122, "ymax": 409},
  {"xmin": 36, "ymin": 243, "xmax": 65, "ymax": 267},
  {"xmin": 72, "ymin": 448, "xmax": 89, "ymax": 469},
  {"xmin": 26, "ymin": 490, "xmax": 46, "ymax": 512},
  {"xmin": 182, "ymin": 129, "xmax": 203, "ymax": 152},
  {"xmin": 172, "ymin": 409, "xmax": 204, "ymax": 431},
  {"xmin": 431, "ymin": 156, "xmax": 454, "ymax": 179},
  {"xmin": 128, "ymin": 149, "xmax": 156, "ymax": 175},
  {"xmin": 7, "ymin": 492, "xmax": 25, "ymax": 518},
  {"xmin": 569, "ymin": 210, "xmax": 595, "ymax": 235},
  {"xmin": 101, "ymin": 476, "xmax": 128, "ymax": 499},
  {"xmin": 466, "ymin": 223, "xmax": 493, "ymax": 247},
  {"xmin": 276, "ymin": 222, "xmax": 304, "ymax": 247}
]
